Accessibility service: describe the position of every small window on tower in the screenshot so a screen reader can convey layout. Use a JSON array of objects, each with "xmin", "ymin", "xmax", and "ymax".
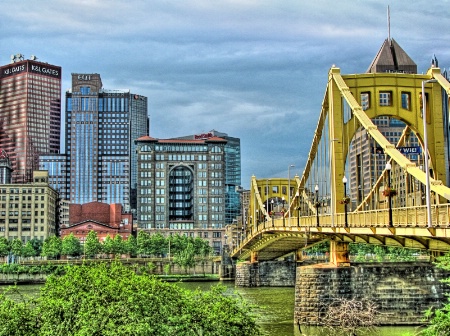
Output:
[
  {"xmin": 401, "ymin": 92, "xmax": 411, "ymax": 110},
  {"xmin": 379, "ymin": 91, "xmax": 392, "ymax": 106},
  {"xmin": 361, "ymin": 92, "xmax": 370, "ymax": 110},
  {"xmin": 80, "ymin": 86, "xmax": 91, "ymax": 95}
]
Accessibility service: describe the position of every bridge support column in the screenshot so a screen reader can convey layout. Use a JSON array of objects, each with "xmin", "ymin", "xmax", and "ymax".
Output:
[
  {"xmin": 250, "ymin": 251, "xmax": 258, "ymax": 263},
  {"xmin": 295, "ymin": 249, "xmax": 304, "ymax": 262},
  {"xmin": 329, "ymin": 240, "xmax": 350, "ymax": 266},
  {"xmin": 295, "ymin": 262, "xmax": 450, "ymax": 326}
]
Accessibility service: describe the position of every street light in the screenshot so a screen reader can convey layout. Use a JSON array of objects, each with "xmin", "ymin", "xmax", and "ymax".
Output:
[
  {"xmin": 342, "ymin": 176, "xmax": 348, "ymax": 227},
  {"xmin": 422, "ymin": 79, "xmax": 437, "ymax": 228},
  {"xmin": 282, "ymin": 196, "xmax": 286, "ymax": 226},
  {"xmin": 288, "ymin": 164, "xmax": 295, "ymax": 218},
  {"xmin": 271, "ymin": 199, "xmax": 274, "ymax": 226},
  {"xmin": 385, "ymin": 162, "xmax": 393, "ymax": 227},
  {"xmin": 315, "ymin": 184, "xmax": 319, "ymax": 226}
]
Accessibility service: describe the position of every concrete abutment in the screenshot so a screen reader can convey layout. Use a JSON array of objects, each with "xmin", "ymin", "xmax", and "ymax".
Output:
[{"xmin": 235, "ymin": 260, "xmax": 450, "ymax": 325}]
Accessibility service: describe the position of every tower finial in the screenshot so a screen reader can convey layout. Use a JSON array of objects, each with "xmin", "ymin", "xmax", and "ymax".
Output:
[{"xmin": 387, "ymin": 5, "xmax": 391, "ymax": 45}]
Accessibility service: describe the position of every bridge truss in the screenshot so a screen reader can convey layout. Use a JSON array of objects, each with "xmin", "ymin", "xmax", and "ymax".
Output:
[{"xmin": 233, "ymin": 67, "xmax": 450, "ymax": 261}]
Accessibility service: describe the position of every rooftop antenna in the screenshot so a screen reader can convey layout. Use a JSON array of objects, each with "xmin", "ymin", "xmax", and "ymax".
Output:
[{"xmin": 387, "ymin": 5, "xmax": 391, "ymax": 46}]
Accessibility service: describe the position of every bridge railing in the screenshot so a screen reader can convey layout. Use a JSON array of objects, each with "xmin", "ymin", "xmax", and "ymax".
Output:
[{"xmin": 244, "ymin": 204, "xmax": 450, "ymax": 241}]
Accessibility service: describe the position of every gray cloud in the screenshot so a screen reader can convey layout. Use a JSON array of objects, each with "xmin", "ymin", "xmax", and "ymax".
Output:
[{"xmin": 1, "ymin": 0, "xmax": 450, "ymax": 187}]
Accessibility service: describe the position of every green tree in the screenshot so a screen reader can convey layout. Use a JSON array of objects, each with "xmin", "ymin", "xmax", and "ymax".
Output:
[
  {"xmin": 84, "ymin": 230, "xmax": 102, "ymax": 258},
  {"xmin": 41, "ymin": 236, "xmax": 61, "ymax": 260},
  {"xmin": 125, "ymin": 235, "xmax": 137, "ymax": 257},
  {"xmin": 0, "ymin": 237, "xmax": 10, "ymax": 261},
  {"xmin": 22, "ymin": 241, "xmax": 36, "ymax": 259},
  {"xmin": 61, "ymin": 233, "xmax": 82, "ymax": 257},
  {"xmin": 174, "ymin": 241, "xmax": 196, "ymax": 274},
  {"xmin": 10, "ymin": 239, "xmax": 23, "ymax": 262},
  {"xmin": 102, "ymin": 235, "xmax": 114, "ymax": 256},
  {"xmin": 0, "ymin": 262, "xmax": 261, "ymax": 336},
  {"xmin": 137, "ymin": 230, "xmax": 152, "ymax": 256},
  {"xmin": 194, "ymin": 237, "xmax": 212, "ymax": 275},
  {"xmin": 112, "ymin": 234, "xmax": 125, "ymax": 257},
  {"xmin": 149, "ymin": 232, "xmax": 166, "ymax": 256},
  {"xmin": 28, "ymin": 238, "xmax": 43, "ymax": 257}
]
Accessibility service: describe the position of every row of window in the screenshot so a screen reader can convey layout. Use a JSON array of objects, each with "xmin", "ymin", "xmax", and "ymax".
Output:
[{"xmin": 360, "ymin": 91, "xmax": 428, "ymax": 111}]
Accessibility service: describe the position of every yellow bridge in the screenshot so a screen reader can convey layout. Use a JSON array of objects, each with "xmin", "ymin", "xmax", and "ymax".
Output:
[{"xmin": 231, "ymin": 50, "xmax": 450, "ymax": 263}]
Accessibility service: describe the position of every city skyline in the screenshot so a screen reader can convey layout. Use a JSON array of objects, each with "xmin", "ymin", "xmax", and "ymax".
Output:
[{"xmin": 2, "ymin": 1, "xmax": 450, "ymax": 187}]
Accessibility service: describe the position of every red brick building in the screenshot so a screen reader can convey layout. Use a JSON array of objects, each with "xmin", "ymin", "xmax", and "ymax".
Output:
[{"xmin": 61, "ymin": 202, "xmax": 133, "ymax": 242}]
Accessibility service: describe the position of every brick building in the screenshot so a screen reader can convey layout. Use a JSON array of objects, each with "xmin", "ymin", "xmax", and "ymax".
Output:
[{"xmin": 61, "ymin": 202, "xmax": 133, "ymax": 242}]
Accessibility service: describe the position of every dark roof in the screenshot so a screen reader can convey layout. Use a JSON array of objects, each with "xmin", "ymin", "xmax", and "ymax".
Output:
[{"xmin": 367, "ymin": 38, "xmax": 417, "ymax": 74}]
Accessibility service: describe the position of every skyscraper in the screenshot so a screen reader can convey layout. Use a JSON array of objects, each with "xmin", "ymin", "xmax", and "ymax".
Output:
[
  {"xmin": 135, "ymin": 135, "xmax": 228, "ymax": 254},
  {"xmin": 40, "ymin": 73, "xmax": 148, "ymax": 213},
  {"xmin": 0, "ymin": 54, "xmax": 62, "ymax": 183},
  {"xmin": 174, "ymin": 130, "xmax": 242, "ymax": 225}
]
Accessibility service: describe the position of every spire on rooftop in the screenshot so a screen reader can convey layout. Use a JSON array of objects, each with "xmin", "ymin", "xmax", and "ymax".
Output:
[{"xmin": 366, "ymin": 38, "xmax": 417, "ymax": 74}]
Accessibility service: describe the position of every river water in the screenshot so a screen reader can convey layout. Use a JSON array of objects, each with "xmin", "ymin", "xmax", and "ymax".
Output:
[
  {"xmin": 3, "ymin": 281, "xmax": 421, "ymax": 336},
  {"xmin": 179, "ymin": 281, "xmax": 420, "ymax": 336}
]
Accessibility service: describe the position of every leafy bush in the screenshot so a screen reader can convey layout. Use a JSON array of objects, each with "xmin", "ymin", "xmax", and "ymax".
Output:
[{"xmin": 0, "ymin": 262, "xmax": 261, "ymax": 336}]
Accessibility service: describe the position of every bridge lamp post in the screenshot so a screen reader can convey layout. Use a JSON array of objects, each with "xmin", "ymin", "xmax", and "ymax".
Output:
[
  {"xmin": 282, "ymin": 196, "xmax": 286, "ymax": 226},
  {"xmin": 342, "ymin": 176, "xmax": 348, "ymax": 228},
  {"xmin": 271, "ymin": 199, "xmax": 274, "ymax": 226},
  {"xmin": 422, "ymin": 79, "xmax": 437, "ymax": 228},
  {"xmin": 288, "ymin": 164, "xmax": 295, "ymax": 218},
  {"xmin": 315, "ymin": 184, "xmax": 319, "ymax": 226},
  {"xmin": 386, "ymin": 162, "xmax": 393, "ymax": 227}
]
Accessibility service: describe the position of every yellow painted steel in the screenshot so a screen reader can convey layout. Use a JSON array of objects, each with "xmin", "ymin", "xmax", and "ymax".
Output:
[
  {"xmin": 237, "ymin": 66, "xmax": 450, "ymax": 261},
  {"xmin": 331, "ymin": 67, "xmax": 450, "ymax": 201}
]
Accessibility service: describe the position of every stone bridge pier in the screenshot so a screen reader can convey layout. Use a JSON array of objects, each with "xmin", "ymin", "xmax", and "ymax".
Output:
[{"xmin": 235, "ymin": 243, "xmax": 450, "ymax": 326}]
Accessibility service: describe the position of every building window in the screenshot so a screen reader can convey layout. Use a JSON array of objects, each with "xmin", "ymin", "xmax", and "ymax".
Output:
[
  {"xmin": 401, "ymin": 92, "xmax": 411, "ymax": 110},
  {"xmin": 379, "ymin": 91, "xmax": 392, "ymax": 106},
  {"xmin": 361, "ymin": 92, "xmax": 370, "ymax": 111}
]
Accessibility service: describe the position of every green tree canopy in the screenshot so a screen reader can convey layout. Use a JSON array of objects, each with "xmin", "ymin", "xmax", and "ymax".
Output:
[
  {"xmin": 0, "ymin": 262, "xmax": 261, "ymax": 336},
  {"xmin": 0, "ymin": 237, "xmax": 10, "ymax": 258},
  {"xmin": 61, "ymin": 233, "xmax": 82, "ymax": 257},
  {"xmin": 125, "ymin": 235, "xmax": 137, "ymax": 257},
  {"xmin": 102, "ymin": 235, "xmax": 114, "ymax": 255},
  {"xmin": 112, "ymin": 234, "xmax": 125, "ymax": 256},
  {"xmin": 28, "ymin": 238, "xmax": 43, "ymax": 256},
  {"xmin": 10, "ymin": 238, "xmax": 23, "ymax": 258},
  {"xmin": 21, "ymin": 241, "xmax": 36, "ymax": 258},
  {"xmin": 84, "ymin": 230, "xmax": 102, "ymax": 258},
  {"xmin": 41, "ymin": 236, "xmax": 61, "ymax": 260}
]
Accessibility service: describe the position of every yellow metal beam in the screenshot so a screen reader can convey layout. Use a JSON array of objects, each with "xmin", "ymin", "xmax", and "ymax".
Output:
[{"xmin": 331, "ymin": 67, "xmax": 450, "ymax": 200}]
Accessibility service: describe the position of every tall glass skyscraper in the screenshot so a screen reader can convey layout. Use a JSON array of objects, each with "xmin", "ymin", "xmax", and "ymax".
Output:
[
  {"xmin": 40, "ymin": 73, "xmax": 148, "ymax": 213},
  {"xmin": 0, "ymin": 55, "xmax": 62, "ymax": 183}
]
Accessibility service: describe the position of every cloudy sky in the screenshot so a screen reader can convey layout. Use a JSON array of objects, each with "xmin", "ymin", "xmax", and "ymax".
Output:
[{"xmin": 2, "ymin": 0, "xmax": 450, "ymax": 187}]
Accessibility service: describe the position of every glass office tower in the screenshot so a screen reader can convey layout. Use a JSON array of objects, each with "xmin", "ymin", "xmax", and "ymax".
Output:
[
  {"xmin": 41, "ymin": 73, "xmax": 148, "ymax": 213},
  {"xmin": 0, "ymin": 56, "xmax": 62, "ymax": 183}
]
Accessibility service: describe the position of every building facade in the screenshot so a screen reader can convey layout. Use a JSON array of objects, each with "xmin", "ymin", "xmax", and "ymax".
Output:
[
  {"xmin": 61, "ymin": 202, "xmax": 133, "ymax": 243},
  {"xmin": 0, "ymin": 55, "xmax": 62, "ymax": 183},
  {"xmin": 0, "ymin": 171, "xmax": 58, "ymax": 242},
  {"xmin": 0, "ymin": 149, "xmax": 12, "ymax": 184},
  {"xmin": 135, "ymin": 135, "xmax": 227, "ymax": 254},
  {"xmin": 40, "ymin": 73, "xmax": 149, "ymax": 213},
  {"xmin": 174, "ymin": 130, "xmax": 242, "ymax": 225}
]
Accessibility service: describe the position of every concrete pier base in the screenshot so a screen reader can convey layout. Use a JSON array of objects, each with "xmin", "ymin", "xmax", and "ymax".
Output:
[{"xmin": 294, "ymin": 262, "xmax": 450, "ymax": 325}]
